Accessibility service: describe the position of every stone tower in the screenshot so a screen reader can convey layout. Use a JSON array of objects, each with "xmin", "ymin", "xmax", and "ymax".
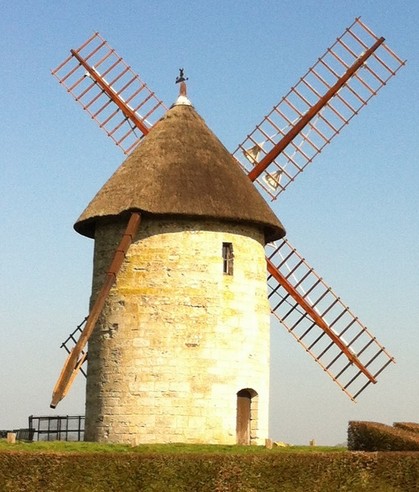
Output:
[{"xmin": 74, "ymin": 94, "xmax": 285, "ymax": 445}]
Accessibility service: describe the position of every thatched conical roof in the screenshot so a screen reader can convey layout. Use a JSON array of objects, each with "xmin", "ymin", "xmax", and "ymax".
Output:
[{"xmin": 74, "ymin": 102, "xmax": 285, "ymax": 243}]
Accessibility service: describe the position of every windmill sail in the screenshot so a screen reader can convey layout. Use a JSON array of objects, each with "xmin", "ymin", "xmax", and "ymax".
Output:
[
  {"xmin": 51, "ymin": 32, "xmax": 167, "ymax": 154},
  {"xmin": 233, "ymin": 17, "xmax": 405, "ymax": 200},
  {"xmin": 60, "ymin": 318, "xmax": 88, "ymax": 377},
  {"xmin": 266, "ymin": 239, "xmax": 395, "ymax": 400},
  {"xmin": 50, "ymin": 213, "xmax": 141, "ymax": 408}
]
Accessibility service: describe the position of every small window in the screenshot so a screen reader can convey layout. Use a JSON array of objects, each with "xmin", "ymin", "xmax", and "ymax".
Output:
[{"xmin": 222, "ymin": 242, "xmax": 234, "ymax": 275}]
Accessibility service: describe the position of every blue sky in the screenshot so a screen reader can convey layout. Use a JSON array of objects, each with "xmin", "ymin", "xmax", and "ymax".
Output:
[{"xmin": 1, "ymin": 1, "xmax": 418, "ymax": 445}]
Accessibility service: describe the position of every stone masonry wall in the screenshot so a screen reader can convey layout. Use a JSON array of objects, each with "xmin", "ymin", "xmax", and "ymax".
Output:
[{"xmin": 84, "ymin": 217, "xmax": 271, "ymax": 445}]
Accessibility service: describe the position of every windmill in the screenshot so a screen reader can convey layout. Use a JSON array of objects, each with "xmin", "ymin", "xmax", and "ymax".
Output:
[{"xmin": 49, "ymin": 18, "xmax": 405, "ymax": 445}]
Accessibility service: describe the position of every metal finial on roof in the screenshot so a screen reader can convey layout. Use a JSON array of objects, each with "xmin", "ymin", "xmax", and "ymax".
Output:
[{"xmin": 174, "ymin": 68, "xmax": 191, "ymax": 106}]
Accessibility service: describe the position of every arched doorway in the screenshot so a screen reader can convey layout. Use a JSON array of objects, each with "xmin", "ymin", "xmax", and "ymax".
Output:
[{"xmin": 236, "ymin": 389, "xmax": 257, "ymax": 445}]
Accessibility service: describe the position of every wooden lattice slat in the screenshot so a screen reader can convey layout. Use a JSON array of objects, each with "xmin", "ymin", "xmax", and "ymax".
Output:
[
  {"xmin": 266, "ymin": 239, "xmax": 395, "ymax": 400},
  {"xmin": 234, "ymin": 18, "xmax": 405, "ymax": 200},
  {"xmin": 52, "ymin": 32, "xmax": 168, "ymax": 154},
  {"xmin": 60, "ymin": 318, "xmax": 88, "ymax": 377}
]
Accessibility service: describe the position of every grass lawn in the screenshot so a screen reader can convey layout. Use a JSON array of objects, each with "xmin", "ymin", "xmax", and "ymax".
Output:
[{"xmin": 0, "ymin": 439, "xmax": 346, "ymax": 454}]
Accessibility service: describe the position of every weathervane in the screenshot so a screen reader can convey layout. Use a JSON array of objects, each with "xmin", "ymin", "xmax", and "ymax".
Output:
[
  {"xmin": 175, "ymin": 68, "xmax": 188, "ymax": 84},
  {"xmin": 176, "ymin": 68, "xmax": 188, "ymax": 97}
]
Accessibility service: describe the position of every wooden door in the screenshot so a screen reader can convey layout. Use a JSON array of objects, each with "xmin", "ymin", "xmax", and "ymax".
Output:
[{"xmin": 236, "ymin": 390, "xmax": 251, "ymax": 445}]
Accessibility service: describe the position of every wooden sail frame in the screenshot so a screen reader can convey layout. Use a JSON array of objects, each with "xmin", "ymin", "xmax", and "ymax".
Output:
[
  {"xmin": 50, "ymin": 213, "xmax": 141, "ymax": 408},
  {"xmin": 233, "ymin": 17, "xmax": 405, "ymax": 200}
]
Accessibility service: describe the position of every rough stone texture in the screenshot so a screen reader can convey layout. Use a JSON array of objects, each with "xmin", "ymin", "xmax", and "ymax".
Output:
[{"xmin": 85, "ymin": 217, "xmax": 270, "ymax": 445}]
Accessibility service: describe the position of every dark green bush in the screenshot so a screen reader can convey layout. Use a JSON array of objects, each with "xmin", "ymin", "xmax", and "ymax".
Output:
[
  {"xmin": 348, "ymin": 421, "xmax": 419, "ymax": 451},
  {"xmin": 1, "ymin": 451, "xmax": 419, "ymax": 491}
]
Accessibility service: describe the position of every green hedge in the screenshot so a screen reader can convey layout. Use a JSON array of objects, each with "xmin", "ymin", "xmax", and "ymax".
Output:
[
  {"xmin": 348, "ymin": 421, "xmax": 419, "ymax": 451},
  {"xmin": 1, "ymin": 451, "xmax": 419, "ymax": 491}
]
